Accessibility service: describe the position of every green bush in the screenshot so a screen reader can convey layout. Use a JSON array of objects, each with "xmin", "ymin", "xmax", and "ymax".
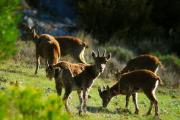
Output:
[
  {"xmin": 103, "ymin": 45, "xmax": 135, "ymax": 62},
  {"xmin": 76, "ymin": 0, "xmax": 153, "ymax": 43},
  {"xmin": 159, "ymin": 54, "xmax": 180, "ymax": 69},
  {"xmin": 0, "ymin": 0, "xmax": 21, "ymax": 60},
  {"xmin": 156, "ymin": 54, "xmax": 180, "ymax": 87},
  {"xmin": 0, "ymin": 86, "xmax": 68, "ymax": 120}
]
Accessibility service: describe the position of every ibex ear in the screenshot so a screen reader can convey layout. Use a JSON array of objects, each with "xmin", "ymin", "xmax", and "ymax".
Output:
[
  {"xmin": 32, "ymin": 28, "xmax": 37, "ymax": 38},
  {"xmin": 92, "ymin": 51, "xmax": 97, "ymax": 59},
  {"xmin": 106, "ymin": 53, "xmax": 111, "ymax": 61},
  {"xmin": 106, "ymin": 85, "xmax": 110, "ymax": 90},
  {"xmin": 98, "ymin": 87, "xmax": 101, "ymax": 94}
]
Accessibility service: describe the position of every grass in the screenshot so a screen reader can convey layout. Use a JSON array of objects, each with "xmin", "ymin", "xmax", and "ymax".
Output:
[{"xmin": 0, "ymin": 60, "xmax": 180, "ymax": 120}]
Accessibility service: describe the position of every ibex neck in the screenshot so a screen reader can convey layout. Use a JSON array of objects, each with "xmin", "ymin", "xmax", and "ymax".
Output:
[
  {"xmin": 32, "ymin": 34, "xmax": 40, "ymax": 42},
  {"xmin": 88, "ymin": 65, "xmax": 101, "ymax": 78},
  {"xmin": 109, "ymin": 83, "xmax": 121, "ymax": 97},
  {"xmin": 91, "ymin": 65, "xmax": 101, "ymax": 77}
]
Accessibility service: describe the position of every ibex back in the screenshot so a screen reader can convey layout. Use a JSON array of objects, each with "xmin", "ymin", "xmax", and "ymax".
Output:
[
  {"xmin": 55, "ymin": 36, "xmax": 88, "ymax": 64},
  {"xmin": 115, "ymin": 54, "xmax": 164, "ymax": 79}
]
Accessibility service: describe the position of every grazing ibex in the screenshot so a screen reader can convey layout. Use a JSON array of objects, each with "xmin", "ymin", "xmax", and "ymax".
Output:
[
  {"xmin": 115, "ymin": 54, "xmax": 163, "ymax": 79},
  {"xmin": 99, "ymin": 70, "xmax": 163, "ymax": 117},
  {"xmin": 54, "ymin": 36, "xmax": 88, "ymax": 64},
  {"xmin": 46, "ymin": 50, "xmax": 111, "ymax": 114},
  {"xmin": 19, "ymin": 24, "xmax": 60, "ymax": 74}
]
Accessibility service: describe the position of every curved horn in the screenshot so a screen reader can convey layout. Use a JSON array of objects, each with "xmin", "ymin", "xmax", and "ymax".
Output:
[
  {"xmin": 97, "ymin": 49, "xmax": 100, "ymax": 57},
  {"xmin": 103, "ymin": 85, "xmax": 106, "ymax": 90},
  {"xmin": 103, "ymin": 49, "xmax": 106, "ymax": 57},
  {"xmin": 98, "ymin": 87, "xmax": 101, "ymax": 93},
  {"xmin": 47, "ymin": 61, "xmax": 49, "ymax": 67},
  {"xmin": 106, "ymin": 85, "xmax": 110, "ymax": 90}
]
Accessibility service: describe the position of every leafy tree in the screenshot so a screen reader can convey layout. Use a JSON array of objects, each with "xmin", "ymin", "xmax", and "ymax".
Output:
[{"xmin": 0, "ymin": 0, "xmax": 21, "ymax": 60}]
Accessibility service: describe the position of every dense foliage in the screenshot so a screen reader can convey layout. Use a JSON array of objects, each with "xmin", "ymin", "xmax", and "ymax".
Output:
[
  {"xmin": 76, "ymin": 0, "xmax": 180, "ymax": 55},
  {"xmin": 0, "ymin": 86, "xmax": 68, "ymax": 119},
  {"xmin": 0, "ymin": 0, "xmax": 21, "ymax": 60}
]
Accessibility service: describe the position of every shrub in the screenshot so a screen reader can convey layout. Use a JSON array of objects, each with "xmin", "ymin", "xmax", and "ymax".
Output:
[
  {"xmin": 0, "ymin": 86, "xmax": 69, "ymax": 120},
  {"xmin": 156, "ymin": 54, "xmax": 180, "ymax": 87},
  {"xmin": 0, "ymin": 0, "xmax": 21, "ymax": 60},
  {"xmin": 98, "ymin": 44, "xmax": 135, "ymax": 79},
  {"xmin": 101, "ymin": 57, "xmax": 125, "ymax": 79},
  {"xmin": 13, "ymin": 41, "xmax": 36, "ymax": 65},
  {"xmin": 76, "ymin": 0, "xmax": 153, "ymax": 43},
  {"xmin": 102, "ymin": 45, "xmax": 135, "ymax": 62}
]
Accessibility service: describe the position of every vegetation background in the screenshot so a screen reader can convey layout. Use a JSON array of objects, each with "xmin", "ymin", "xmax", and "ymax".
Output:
[{"xmin": 0, "ymin": 0, "xmax": 179, "ymax": 119}]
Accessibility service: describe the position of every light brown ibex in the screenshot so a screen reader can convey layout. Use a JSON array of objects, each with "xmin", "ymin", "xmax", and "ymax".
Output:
[
  {"xmin": 19, "ymin": 24, "xmax": 60, "ymax": 74},
  {"xmin": 20, "ymin": 24, "xmax": 88, "ymax": 64},
  {"xmin": 55, "ymin": 36, "xmax": 88, "ymax": 64},
  {"xmin": 46, "ymin": 50, "xmax": 111, "ymax": 114},
  {"xmin": 115, "ymin": 54, "xmax": 164, "ymax": 79},
  {"xmin": 99, "ymin": 70, "xmax": 163, "ymax": 118}
]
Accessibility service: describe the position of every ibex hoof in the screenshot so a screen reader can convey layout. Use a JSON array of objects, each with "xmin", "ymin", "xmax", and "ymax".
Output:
[
  {"xmin": 135, "ymin": 110, "xmax": 139, "ymax": 114},
  {"xmin": 154, "ymin": 115, "xmax": 161, "ymax": 120},
  {"xmin": 78, "ymin": 110, "xmax": 82, "ymax": 116},
  {"xmin": 146, "ymin": 112, "xmax": 151, "ymax": 116}
]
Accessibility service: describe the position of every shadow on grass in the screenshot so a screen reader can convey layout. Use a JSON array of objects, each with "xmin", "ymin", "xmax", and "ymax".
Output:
[{"xmin": 86, "ymin": 106, "xmax": 132, "ymax": 114}]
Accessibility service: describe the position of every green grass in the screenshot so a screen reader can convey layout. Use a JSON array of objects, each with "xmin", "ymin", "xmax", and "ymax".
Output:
[{"xmin": 0, "ymin": 60, "xmax": 180, "ymax": 120}]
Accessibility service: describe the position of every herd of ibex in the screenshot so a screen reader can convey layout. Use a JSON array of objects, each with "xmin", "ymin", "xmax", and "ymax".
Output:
[{"xmin": 20, "ymin": 24, "xmax": 164, "ymax": 118}]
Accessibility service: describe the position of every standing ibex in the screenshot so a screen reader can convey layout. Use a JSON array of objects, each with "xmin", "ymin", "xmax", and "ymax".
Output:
[
  {"xmin": 99, "ymin": 70, "xmax": 163, "ymax": 118},
  {"xmin": 115, "ymin": 54, "xmax": 164, "ymax": 79},
  {"xmin": 46, "ymin": 50, "xmax": 111, "ymax": 114},
  {"xmin": 20, "ymin": 24, "xmax": 88, "ymax": 64},
  {"xmin": 55, "ymin": 36, "xmax": 88, "ymax": 64},
  {"xmin": 19, "ymin": 24, "xmax": 60, "ymax": 74}
]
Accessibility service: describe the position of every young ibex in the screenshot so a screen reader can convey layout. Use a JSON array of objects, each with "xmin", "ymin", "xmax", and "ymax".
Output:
[
  {"xmin": 54, "ymin": 36, "xmax": 88, "ymax": 64},
  {"xmin": 99, "ymin": 70, "xmax": 163, "ymax": 117},
  {"xmin": 20, "ymin": 24, "xmax": 61, "ymax": 74},
  {"xmin": 46, "ymin": 50, "xmax": 111, "ymax": 114},
  {"xmin": 115, "ymin": 54, "xmax": 163, "ymax": 79}
]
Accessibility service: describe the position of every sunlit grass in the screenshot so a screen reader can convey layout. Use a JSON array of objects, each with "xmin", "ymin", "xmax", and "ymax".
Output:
[{"xmin": 0, "ymin": 60, "xmax": 179, "ymax": 120}]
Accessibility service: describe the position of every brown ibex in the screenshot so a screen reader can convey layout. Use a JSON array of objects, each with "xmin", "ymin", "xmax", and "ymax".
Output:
[
  {"xmin": 19, "ymin": 24, "xmax": 60, "ymax": 74},
  {"xmin": 115, "ymin": 54, "xmax": 164, "ymax": 79},
  {"xmin": 46, "ymin": 50, "xmax": 111, "ymax": 114},
  {"xmin": 20, "ymin": 24, "xmax": 88, "ymax": 64},
  {"xmin": 55, "ymin": 36, "xmax": 88, "ymax": 64},
  {"xmin": 99, "ymin": 70, "xmax": 163, "ymax": 118}
]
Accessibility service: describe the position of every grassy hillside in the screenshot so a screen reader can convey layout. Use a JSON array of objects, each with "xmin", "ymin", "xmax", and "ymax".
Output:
[{"xmin": 0, "ymin": 57, "xmax": 179, "ymax": 119}]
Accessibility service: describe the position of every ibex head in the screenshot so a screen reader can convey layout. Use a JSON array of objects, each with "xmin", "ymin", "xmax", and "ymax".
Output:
[
  {"xmin": 19, "ymin": 23, "xmax": 37, "ymax": 40},
  {"xmin": 46, "ymin": 65, "xmax": 57, "ymax": 80},
  {"xmin": 92, "ymin": 49, "xmax": 111, "ymax": 73},
  {"xmin": 98, "ymin": 85, "xmax": 111, "ymax": 107}
]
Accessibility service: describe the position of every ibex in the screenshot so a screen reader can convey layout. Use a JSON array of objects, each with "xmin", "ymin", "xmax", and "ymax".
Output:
[
  {"xmin": 19, "ymin": 24, "xmax": 60, "ymax": 74},
  {"xmin": 54, "ymin": 36, "xmax": 88, "ymax": 64},
  {"xmin": 99, "ymin": 70, "xmax": 163, "ymax": 118},
  {"xmin": 20, "ymin": 24, "xmax": 88, "ymax": 64},
  {"xmin": 46, "ymin": 50, "xmax": 111, "ymax": 114},
  {"xmin": 115, "ymin": 54, "xmax": 163, "ymax": 79}
]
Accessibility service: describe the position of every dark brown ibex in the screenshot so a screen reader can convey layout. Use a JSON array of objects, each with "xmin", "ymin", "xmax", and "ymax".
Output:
[
  {"xmin": 46, "ymin": 50, "xmax": 111, "ymax": 114},
  {"xmin": 115, "ymin": 54, "xmax": 164, "ymax": 79},
  {"xmin": 99, "ymin": 70, "xmax": 163, "ymax": 118}
]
